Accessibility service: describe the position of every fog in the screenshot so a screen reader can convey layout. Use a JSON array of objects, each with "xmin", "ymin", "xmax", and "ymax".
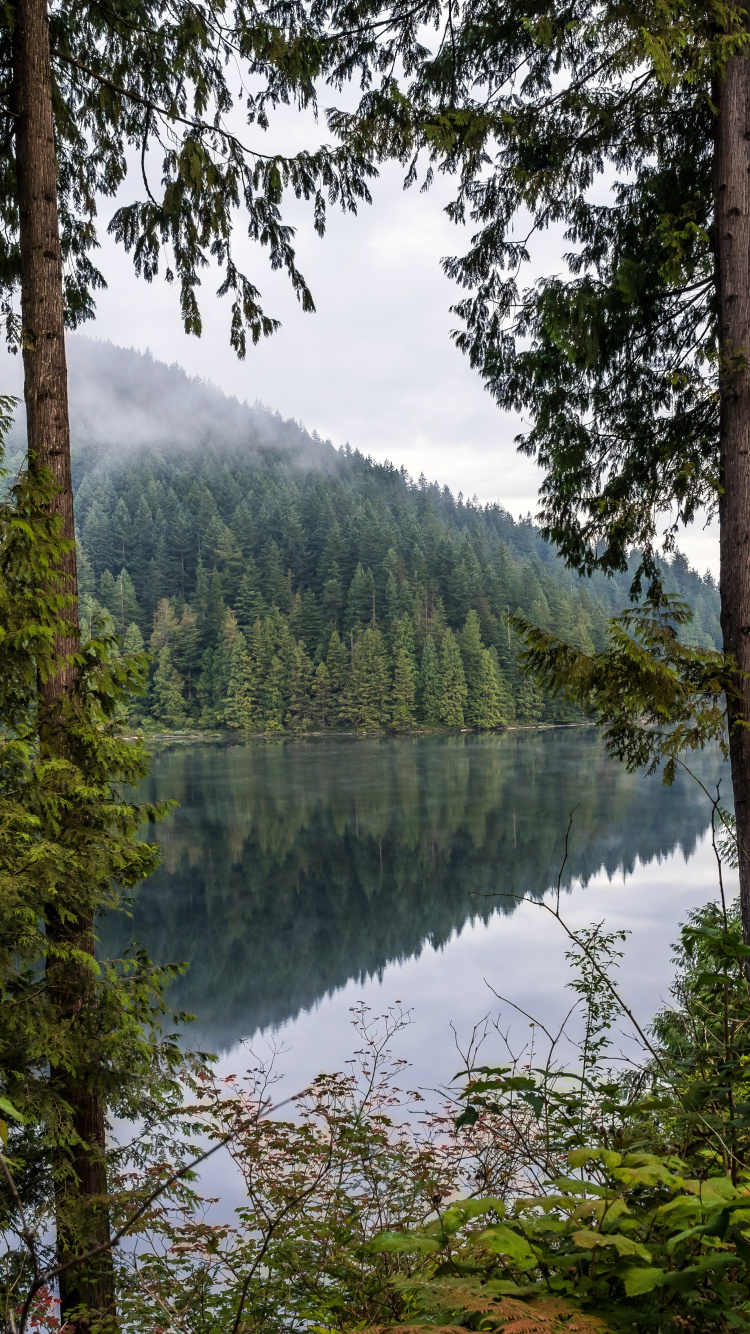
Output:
[{"xmin": 5, "ymin": 337, "xmax": 335, "ymax": 467}]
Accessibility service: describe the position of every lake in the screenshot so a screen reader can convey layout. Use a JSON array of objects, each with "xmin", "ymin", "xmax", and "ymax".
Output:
[{"xmin": 101, "ymin": 729, "xmax": 735, "ymax": 1103}]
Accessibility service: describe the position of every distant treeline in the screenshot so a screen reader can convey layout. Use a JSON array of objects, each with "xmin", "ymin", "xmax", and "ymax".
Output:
[{"xmin": 72, "ymin": 430, "xmax": 722, "ymax": 732}]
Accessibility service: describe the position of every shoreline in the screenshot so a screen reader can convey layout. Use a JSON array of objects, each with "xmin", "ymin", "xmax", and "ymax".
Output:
[{"xmin": 123, "ymin": 721, "xmax": 595, "ymax": 746}]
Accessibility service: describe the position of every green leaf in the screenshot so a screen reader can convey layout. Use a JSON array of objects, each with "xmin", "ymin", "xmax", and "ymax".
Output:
[
  {"xmin": 0, "ymin": 1097, "xmax": 25, "ymax": 1125},
  {"xmin": 623, "ymin": 1266, "xmax": 667, "ymax": 1295},
  {"xmin": 571, "ymin": 1230, "xmax": 651, "ymax": 1260},
  {"xmin": 476, "ymin": 1223, "xmax": 538, "ymax": 1264},
  {"xmin": 370, "ymin": 1232, "xmax": 441, "ymax": 1255}
]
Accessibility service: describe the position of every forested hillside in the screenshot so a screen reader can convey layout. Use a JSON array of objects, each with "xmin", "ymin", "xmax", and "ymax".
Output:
[{"xmin": 11, "ymin": 339, "xmax": 722, "ymax": 732}]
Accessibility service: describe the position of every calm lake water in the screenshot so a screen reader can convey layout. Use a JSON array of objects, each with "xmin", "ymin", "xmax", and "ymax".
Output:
[{"xmin": 102, "ymin": 729, "xmax": 735, "ymax": 1102}]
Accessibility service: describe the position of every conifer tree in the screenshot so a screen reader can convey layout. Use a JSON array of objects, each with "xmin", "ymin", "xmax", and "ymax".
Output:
[
  {"xmin": 419, "ymin": 636, "xmax": 443, "ymax": 727},
  {"xmin": 235, "ymin": 564, "xmax": 266, "ymax": 634},
  {"xmin": 312, "ymin": 660, "xmax": 332, "ymax": 728},
  {"xmin": 392, "ymin": 648, "xmax": 418, "ymax": 730},
  {"xmin": 391, "ymin": 615, "xmax": 418, "ymax": 729},
  {"xmin": 472, "ymin": 649, "xmax": 503, "ymax": 730},
  {"xmin": 112, "ymin": 497, "xmax": 131, "ymax": 567},
  {"xmin": 224, "ymin": 635, "xmax": 252, "ymax": 731},
  {"xmin": 323, "ymin": 576, "xmax": 344, "ymax": 630},
  {"xmin": 287, "ymin": 642, "xmax": 315, "ymax": 730},
  {"xmin": 122, "ymin": 622, "xmax": 144, "ymax": 656},
  {"xmin": 98, "ymin": 568, "xmax": 117, "ymax": 619},
  {"xmin": 439, "ymin": 630, "xmax": 468, "ymax": 728},
  {"xmin": 213, "ymin": 610, "xmax": 242, "ymax": 721},
  {"xmin": 326, "ymin": 630, "xmax": 350, "ymax": 726},
  {"xmin": 345, "ymin": 563, "xmax": 376, "ymax": 633},
  {"xmin": 460, "ymin": 610, "xmax": 485, "ymax": 728},
  {"xmin": 343, "ymin": 626, "xmax": 391, "ymax": 729},
  {"xmin": 150, "ymin": 597, "xmax": 180, "ymax": 651},
  {"xmin": 113, "ymin": 569, "xmax": 142, "ymax": 633},
  {"xmin": 151, "ymin": 647, "xmax": 188, "ymax": 727}
]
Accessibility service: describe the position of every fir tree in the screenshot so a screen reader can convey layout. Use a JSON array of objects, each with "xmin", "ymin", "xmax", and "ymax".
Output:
[
  {"xmin": 151, "ymin": 648, "xmax": 188, "ymax": 727},
  {"xmin": 343, "ymin": 626, "xmax": 391, "ymax": 730},
  {"xmin": 419, "ymin": 636, "xmax": 442, "ymax": 726},
  {"xmin": 391, "ymin": 615, "xmax": 418, "ymax": 729},
  {"xmin": 224, "ymin": 635, "xmax": 252, "ymax": 731},
  {"xmin": 312, "ymin": 660, "xmax": 332, "ymax": 728},
  {"xmin": 112, "ymin": 497, "xmax": 131, "ymax": 568},
  {"xmin": 287, "ymin": 642, "xmax": 315, "ymax": 731},
  {"xmin": 113, "ymin": 569, "xmax": 142, "ymax": 633},
  {"xmin": 460, "ymin": 610, "xmax": 486, "ymax": 728},
  {"xmin": 345, "ymin": 563, "xmax": 376, "ymax": 633},
  {"xmin": 439, "ymin": 630, "xmax": 468, "ymax": 728},
  {"xmin": 98, "ymin": 569, "xmax": 117, "ymax": 619},
  {"xmin": 213, "ymin": 610, "xmax": 243, "ymax": 722},
  {"xmin": 81, "ymin": 502, "xmax": 113, "ymax": 578},
  {"xmin": 472, "ymin": 649, "xmax": 504, "ymax": 730},
  {"xmin": 122, "ymin": 622, "xmax": 144, "ymax": 656},
  {"xmin": 151, "ymin": 598, "xmax": 180, "ymax": 651},
  {"xmin": 235, "ymin": 563, "xmax": 265, "ymax": 634},
  {"xmin": 392, "ymin": 649, "xmax": 418, "ymax": 730},
  {"xmin": 325, "ymin": 630, "xmax": 350, "ymax": 726}
]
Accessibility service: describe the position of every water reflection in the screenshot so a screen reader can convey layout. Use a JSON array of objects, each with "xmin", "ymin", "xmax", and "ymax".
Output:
[{"xmin": 100, "ymin": 730, "xmax": 725, "ymax": 1052}]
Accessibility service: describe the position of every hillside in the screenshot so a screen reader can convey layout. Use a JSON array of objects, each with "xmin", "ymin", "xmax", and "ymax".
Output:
[{"xmin": 8, "ymin": 338, "xmax": 722, "ymax": 731}]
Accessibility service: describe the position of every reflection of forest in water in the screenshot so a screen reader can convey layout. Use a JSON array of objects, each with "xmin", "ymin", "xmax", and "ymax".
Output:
[{"xmin": 100, "ymin": 731, "xmax": 725, "ymax": 1051}]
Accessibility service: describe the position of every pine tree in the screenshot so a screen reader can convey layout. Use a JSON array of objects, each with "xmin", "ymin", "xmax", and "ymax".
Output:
[
  {"xmin": 98, "ymin": 569, "xmax": 117, "ymax": 619},
  {"xmin": 323, "ymin": 576, "xmax": 343, "ymax": 630},
  {"xmin": 206, "ymin": 569, "xmax": 226, "ymax": 646},
  {"xmin": 312, "ymin": 660, "xmax": 332, "ymax": 728},
  {"xmin": 224, "ymin": 635, "xmax": 252, "ymax": 731},
  {"xmin": 460, "ymin": 609, "xmax": 485, "ymax": 728},
  {"xmin": 419, "ymin": 636, "xmax": 442, "ymax": 726},
  {"xmin": 151, "ymin": 647, "xmax": 188, "ymax": 727},
  {"xmin": 325, "ymin": 630, "xmax": 350, "ymax": 726},
  {"xmin": 213, "ymin": 610, "xmax": 243, "ymax": 721},
  {"xmin": 122, "ymin": 622, "xmax": 144, "ymax": 656},
  {"xmin": 516, "ymin": 676, "xmax": 545, "ymax": 724},
  {"xmin": 150, "ymin": 598, "xmax": 180, "ymax": 651},
  {"xmin": 287, "ymin": 641, "xmax": 315, "ymax": 730},
  {"xmin": 81, "ymin": 502, "xmax": 113, "ymax": 578},
  {"xmin": 234, "ymin": 562, "xmax": 265, "ymax": 633},
  {"xmin": 342, "ymin": 626, "xmax": 391, "ymax": 730},
  {"xmin": 391, "ymin": 615, "xmax": 418, "ymax": 729},
  {"xmin": 112, "ymin": 497, "xmax": 131, "ymax": 568},
  {"xmin": 172, "ymin": 607, "xmax": 203, "ymax": 704},
  {"xmin": 471, "ymin": 649, "xmax": 504, "ymax": 730},
  {"xmin": 113, "ymin": 569, "xmax": 142, "ymax": 633},
  {"xmin": 345, "ymin": 563, "xmax": 376, "ymax": 633},
  {"xmin": 392, "ymin": 649, "xmax": 417, "ymax": 730},
  {"xmin": 439, "ymin": 630, "xmax": 468, "ymax": 727}
]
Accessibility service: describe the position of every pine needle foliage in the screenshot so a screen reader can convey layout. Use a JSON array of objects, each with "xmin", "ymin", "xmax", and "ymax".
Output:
[
  {"xmin": 0, "ymin": 440, "xmax": 192, "ymax": 1320},
  {"xmin": 510, "ymin": 595, "xmax": 730, "ymax": 781}
]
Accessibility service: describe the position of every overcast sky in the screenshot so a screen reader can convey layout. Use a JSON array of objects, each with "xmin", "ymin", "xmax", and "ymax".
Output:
[{"xmin": 2, "ymin": 141, "xmax": 720, "ymax": 573}]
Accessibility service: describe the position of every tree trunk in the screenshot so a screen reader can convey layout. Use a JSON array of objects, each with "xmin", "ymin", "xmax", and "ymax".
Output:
[
  {"xmin": 715, "ymin": 52, "xmax": 750, "ymax": 947},
  {"xmin": 12, "ymin": 0, "xmax": 116, "ymax": 1324}
]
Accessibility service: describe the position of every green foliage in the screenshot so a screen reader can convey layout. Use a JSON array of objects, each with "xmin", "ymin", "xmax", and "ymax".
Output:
[
  {"xmin": 370, "ymin": 890, "xmax": 750, "ymax": 1334},
  {"xmin": 439, "ymin": 629, "xmax": 468, "ymax": 727},
  {"xmin": 151, "ymin": 646, "xmax": 189, "ymax": 726},
  {"xmin": 0, "ymin": 459, "xmax": 198, "ymax": 1325},
  {"xmin": 512, "ymin": 594, "xmax": 728, "ymax": 780},
  {"xmin": 419, "ymin": 635, "xmax": 443, "ymax": 726}
]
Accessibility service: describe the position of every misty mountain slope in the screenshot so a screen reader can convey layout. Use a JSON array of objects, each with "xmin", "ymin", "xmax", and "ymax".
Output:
[{"xmin": 6, "ymin": 336, "xmax": 335, "ymax": 475}]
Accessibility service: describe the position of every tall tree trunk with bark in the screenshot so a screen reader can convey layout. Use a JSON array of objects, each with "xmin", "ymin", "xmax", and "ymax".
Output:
[
  {"xmin": 12, "ymin": 0, "xmax": 116, "ymax": 1324},
  {"xmin": 715, "ymin": 51, "xmax": 750, "ymax": 948}
]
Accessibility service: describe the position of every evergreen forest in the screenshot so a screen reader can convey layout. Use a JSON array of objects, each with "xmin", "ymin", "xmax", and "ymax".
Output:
[{"xmin": 12, "ymin": 339, "xmax": 722, "ymax": 733}]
